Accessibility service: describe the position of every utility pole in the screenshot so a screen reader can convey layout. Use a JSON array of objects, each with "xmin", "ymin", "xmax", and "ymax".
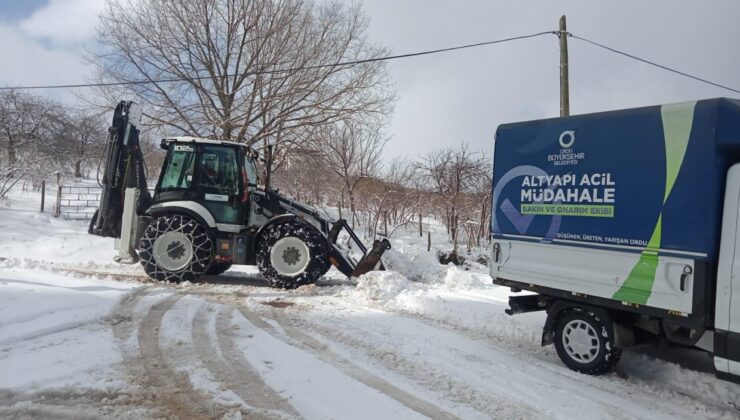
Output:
[{"xmin": 559, "ymin": 15, "xmax": 570, "ymax": 117}]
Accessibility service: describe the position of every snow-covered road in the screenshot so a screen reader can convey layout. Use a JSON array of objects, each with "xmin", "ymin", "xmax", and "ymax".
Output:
[
  {"xmin": 1, "ymin": 190, "xmax": 739, "ymax": 419},
  {"xmin": 2, "ymin": 263, "xmax": 739, "ymax": 419}
]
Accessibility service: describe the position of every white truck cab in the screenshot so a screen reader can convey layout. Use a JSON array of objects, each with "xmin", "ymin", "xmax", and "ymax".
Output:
[{"xmin": 714, "ymin": 164, "xmax": 740, "ymax": 378}]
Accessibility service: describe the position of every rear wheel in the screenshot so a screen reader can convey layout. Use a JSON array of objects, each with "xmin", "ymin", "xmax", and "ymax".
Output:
[
  {"xmin": 554, "ymin": 308, "xmax": 621, "ymax": 375},
  {"xmin": 256, "ymin": 220, "xmax": 328, "ymax": 289},
  {"xmin": 138, "ymin": 214, "xmax": 213, "ymax": 283}
]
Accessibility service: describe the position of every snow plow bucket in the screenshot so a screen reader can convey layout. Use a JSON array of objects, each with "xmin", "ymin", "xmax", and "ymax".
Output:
[
  {"xmin": 326, "ymin": 219, "xmax": 391, "ymax": 278},
  {"xmin": 351, "ymin": 238, "xmax": 391, "ymax": 277}
]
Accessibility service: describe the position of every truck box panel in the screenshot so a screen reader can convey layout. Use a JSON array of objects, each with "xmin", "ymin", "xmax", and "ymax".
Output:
[
  {"xmin": 492, "ymin": 98, "xmax": 740, "ymax": 261},
  {"xmin": 491, "ymin": 98, "xmax": 740, "ymax": 308}
]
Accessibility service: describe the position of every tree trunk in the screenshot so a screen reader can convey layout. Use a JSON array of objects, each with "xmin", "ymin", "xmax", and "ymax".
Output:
[
  {"xmin": 74, "ymin": 160, "xmax": 83, "ymax": 178},
  {"xmin": 451, "ymin": 211, "xmax": 459, "ymax": 255},
  {"xmin": 7, "ymin": 134, "xmax": 16, "ymax": 176},
  {"xmin": 339, "ymin": 191, "xmax": 344, "ymax": 220},
  {"xmin": 349, "ymin": 192, "xmax": 356, "ymax": 229},
  {"xmin": 383, "ymin": 211, "xmax": 388, "ymax": 236}
]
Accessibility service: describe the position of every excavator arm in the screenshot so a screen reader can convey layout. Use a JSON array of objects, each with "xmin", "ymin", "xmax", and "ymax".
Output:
[{"xmin": 89, "ymin": 101, "xmax": 151, "ymax": 238}]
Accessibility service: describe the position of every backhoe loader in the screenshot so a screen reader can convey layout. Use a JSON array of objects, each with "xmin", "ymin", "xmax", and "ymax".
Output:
[{"xmin": 89, "ymin": 101, "xmax": 389, "ymax": 288}]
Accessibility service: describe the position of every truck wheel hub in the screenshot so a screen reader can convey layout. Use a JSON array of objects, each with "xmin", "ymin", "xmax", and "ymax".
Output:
[
  {"xmin": 562, "ymin": 320, "xmax": 600, "ymax": 363},
  {"xmin": 271, "ymin": 237, "xmax": 310, "ymax": 276},
  {"xmin": 153, "ymin": 231, "xmax": 193, "ymax": 271}
]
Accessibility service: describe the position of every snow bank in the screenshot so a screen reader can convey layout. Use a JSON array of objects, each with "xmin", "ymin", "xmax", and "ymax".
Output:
[
  {"xmin": 0, "ymin": 266, "xmax": 137, "ymax": 390},
  {"xmin": 0, "ymin": 208, "xmax": 115, "ymax": 264}
]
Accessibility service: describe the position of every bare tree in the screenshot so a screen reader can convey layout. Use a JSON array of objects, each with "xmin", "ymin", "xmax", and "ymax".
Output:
[
  {"xmin": 473, "ymin": 168, "xmax": 493, "ymax": 246},
  {"xmin": 90, "ymin": 0, "xmax": 395, "ymax": 158},
  {"xmin": 272, "ymin": 145, "xmax": 339, "ymax": 205},
  {"xmin": 60, "ymin": 109, "xmax": 108, "ymax": 178},
  {"xmin": 0, "ymin": 91, "xmax": 55, "ymax": 173},
  {"xmin": 355, "ymin": 157, "xmax": 425, "ymax": 238},
  {"xmin": 416, "ymin": 143, "xmax": 488, "ymax": 256},
  {"xmin": 0, "ymin": 91, "xmax": 72, "ymax": 192},
  {"xmin": 312, "ymin": 120, "xmax": 386, "ymax": 227}
]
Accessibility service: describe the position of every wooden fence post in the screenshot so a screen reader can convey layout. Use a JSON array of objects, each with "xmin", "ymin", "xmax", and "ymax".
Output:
[
  {"xmin": 419, "ymin": 213, "xmax": 423, "ymax": 237},
  {"xmin": 54, "ymin": 185, "xmax": 62, "ymax": 217},
  {"xmin": 40, "ymin": 180, "xmax": 45, "ymax": 213},
  {"xmin": 427, "ymin": 231, "xmax": 431, "ymax": 252}
]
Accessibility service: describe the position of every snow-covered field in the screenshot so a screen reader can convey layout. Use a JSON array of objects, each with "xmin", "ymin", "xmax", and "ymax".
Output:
[{"xmin": 1, "ymin": 186, "xmax": 739, "ymax": 419}]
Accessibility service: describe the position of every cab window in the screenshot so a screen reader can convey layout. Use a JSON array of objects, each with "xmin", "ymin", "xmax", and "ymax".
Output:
[
  {"xmin": 244, "ymin": 156, "xmax": 258, "ymax": 190},
  {"xmin": 198, "ymin": 145, "xmax": 238, "ymax": 195},
  {"xmin": 159, "ymin": 145, "xmax": 195, "ymax": 190}
]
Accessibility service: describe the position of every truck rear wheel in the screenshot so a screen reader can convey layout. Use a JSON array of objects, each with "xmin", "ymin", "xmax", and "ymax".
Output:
[
  {"xmin": 554, "ymin": 308, "xmax": 621, "ymax": 375},
  {"xmin": 256, "ymin": 220, "xmax": 329, "ymax": 289},
  {"xmin": 138, "ymin": 214, "xmax": 213, "ymax": 283}
]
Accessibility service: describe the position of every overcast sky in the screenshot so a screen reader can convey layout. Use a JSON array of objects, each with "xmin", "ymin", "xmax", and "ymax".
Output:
[{"xmin": 1, "ymin": 0, "xmax": 739, "ymax": 160}]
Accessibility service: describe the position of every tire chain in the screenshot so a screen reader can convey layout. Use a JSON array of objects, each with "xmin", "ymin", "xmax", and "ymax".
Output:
[
  {"xmin": 139, "ymin": 214, "xmax": 213, "ymax": 283},
  {"xmin": 256, "ymin": 221, "xmax": 329, "ymax": 289}
]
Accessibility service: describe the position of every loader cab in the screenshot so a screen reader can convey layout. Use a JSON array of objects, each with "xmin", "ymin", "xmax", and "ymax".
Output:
[{"xmin": 154, "ymin": 137, "xmax": 258, "ymax": 226}]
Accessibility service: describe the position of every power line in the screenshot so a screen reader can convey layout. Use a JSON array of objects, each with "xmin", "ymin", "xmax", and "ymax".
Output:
[
  {"xmin": 568, "ymin": 33, "xmax": 740, "ymax": 95},
  {"xmin": 0, "ymin": 31, "xmax": 556, "ymax": 91},
  {"xmin": 3, "ymin": 30, "xmax": 738, "ymax": 95}
]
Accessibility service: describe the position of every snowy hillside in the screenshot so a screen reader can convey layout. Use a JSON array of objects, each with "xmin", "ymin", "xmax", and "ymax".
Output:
[{"xmin": 1, "ymin": 186, "xmax": 739, "ymax": 419}]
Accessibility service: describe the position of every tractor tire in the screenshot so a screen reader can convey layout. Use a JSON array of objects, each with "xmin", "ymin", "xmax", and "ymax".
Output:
[
  {"xmin": 554, "ymin": 308, "xmax": 622, "ymax": 375},
  {"xmin": 207, "ymin": 262, "xmax": 232, "ymax": 275},
  {"xmin": 138, "ymin": 214, "xmax": 213, "ymax": 283},
  {"xmin": 256, "ymin": 220, "xmax": 329, "ymax": 289}
]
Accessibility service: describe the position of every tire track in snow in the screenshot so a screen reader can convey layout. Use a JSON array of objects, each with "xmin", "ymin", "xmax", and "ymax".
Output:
[
  {"xmin": 269, "ymin": 306, "xmax": 461, "ymax": 420},
  {"xmin": 289, "ymin": 305, "xmax": 734, "ymax": 420},
  {"xmin": 191, "ymin": 303, "xmax": 300, "ymax": 419},
  {"xmin": 112, "ymin": 289, "xmax": 230, "ymax": 419},
  {"xmin": 235, "ymin": 303, "xmax": 464, "ymax": 420},
  {"xmin": 281, "ymin": 310, "xmax": 538, "ymax": 419},
  {"xmin": 0, "ymin": 388, "xmax": 149, "ymax": 419},
  {"xmin": 373, "ymin": 300, "xmax": 740, "ymax": 418}
]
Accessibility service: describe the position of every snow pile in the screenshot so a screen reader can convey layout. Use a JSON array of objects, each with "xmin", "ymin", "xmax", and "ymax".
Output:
[
  {"xmin": 438, "ymin": 265, "xmax": 488, "ymax": 288},
  {"xmin": 354, "ymin": 271, "xmax": 415, "ymax": 303},
  {"xmin": 331, "ymin": 230, "xmax": 549, "ymax": 354},
  {"xmin": 353, "ymin": 226, "xmax": 491, "ymax": 305},
  {"xmin": 382, "ymin": 247, "xmax": 445, "ymax": 283}
]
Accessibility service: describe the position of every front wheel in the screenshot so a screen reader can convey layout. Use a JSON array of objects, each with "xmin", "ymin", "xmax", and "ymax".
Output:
[
  {"xmin": 138, "ymin": 214, "xmax": 213, "ymax": 283},
  {"xmin": 256, "ymin": 220, "xmax": 329, "ymax": 289},
  {"xmin": 554, "ymin": 308, "xmax": 621, "ymax": 375}
]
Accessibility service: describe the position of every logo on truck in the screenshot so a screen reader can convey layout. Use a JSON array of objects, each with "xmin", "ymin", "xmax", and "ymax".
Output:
[
  {"xmin": 549, "ymin": 130, "xmax": 584, "ymax": 166},
  {"xmin": 559, "ymin": 130, "xmax": 575, "ymax": 148}
]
